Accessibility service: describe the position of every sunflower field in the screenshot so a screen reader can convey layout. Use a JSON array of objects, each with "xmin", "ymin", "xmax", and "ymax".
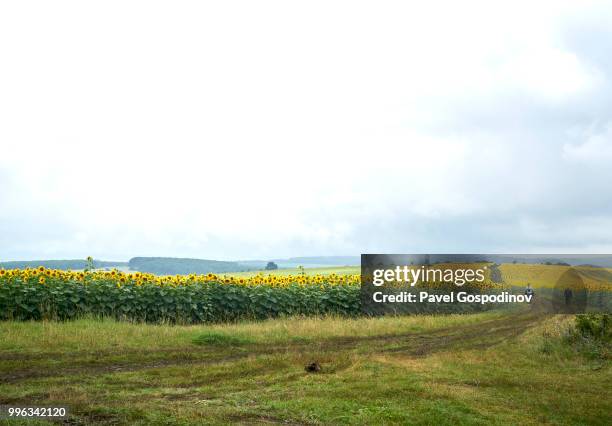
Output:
[
  {"xmin": 0, "ymin": 265, "xmax": 512, "ymax": 323},
  {"xmin": 0, "ymin": 268, "xmax": 361, "ymax": 323}
]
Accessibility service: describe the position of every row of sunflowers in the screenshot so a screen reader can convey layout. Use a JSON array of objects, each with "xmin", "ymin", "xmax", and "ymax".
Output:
[
  {"xmin": 0, "ymin": 267, "xmax": 361, "ymax": 322},
  {"xmin": 0, "ymin": 266, "xmax": 501, "ymax": 323},
  {"xmin": 0, "ymin": 267, "xmax": 361, "ymax": 287}
]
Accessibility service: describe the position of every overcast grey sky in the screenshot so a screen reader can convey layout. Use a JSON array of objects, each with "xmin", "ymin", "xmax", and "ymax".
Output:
[{"xmin": 1, "ymin": 1, "xmax": 612, "ymax": 261}]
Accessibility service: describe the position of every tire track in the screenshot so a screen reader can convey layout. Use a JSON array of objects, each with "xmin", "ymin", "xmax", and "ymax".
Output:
[{"xmin": 0, "ymin": 309, "xmax": 547, "ymax": 385}]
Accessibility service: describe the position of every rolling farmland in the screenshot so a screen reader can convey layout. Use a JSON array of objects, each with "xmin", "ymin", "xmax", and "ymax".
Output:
[{"xmin": 0, "ymin": 263, "xmax": 610, "ymax": 424}]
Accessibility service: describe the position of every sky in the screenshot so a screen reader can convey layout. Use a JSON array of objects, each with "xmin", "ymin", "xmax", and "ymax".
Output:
[{"xmin": 1, "ymin": 1, "xmax": 612, "ymax": 261}]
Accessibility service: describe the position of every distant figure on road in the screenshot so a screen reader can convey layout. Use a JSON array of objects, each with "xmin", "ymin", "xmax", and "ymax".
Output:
[
  {"xmin": 564, "ymin": 288, "xmax": 573, "ymax": 306},
  {"xmin": 524, "ymin": 284, "xmax": 534, "ymax": 302}
]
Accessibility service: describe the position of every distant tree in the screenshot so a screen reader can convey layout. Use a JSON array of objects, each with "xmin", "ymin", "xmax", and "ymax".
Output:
[{"xmin": 265, "ymin": 261, "xmax": 278, "ymax": 271}]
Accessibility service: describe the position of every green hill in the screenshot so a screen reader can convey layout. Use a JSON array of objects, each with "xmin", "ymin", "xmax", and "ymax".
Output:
[
  {"xmin": 128, "ymin": 257, "xmax": 250, "ymax": 275},
  {"xmin": 0, "ymin": 259, "xmax": 127, "ymax": 270}
]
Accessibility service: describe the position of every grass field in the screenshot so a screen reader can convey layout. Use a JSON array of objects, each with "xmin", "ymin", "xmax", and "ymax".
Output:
[
  {"xmin": 1, "ymin": 307, "xmax": 610, "ymax": 425},
  {"xmin": 223, "ymin": 266, "xmax": 360, "ymax": 278},
  {"xmin": 226, "ymin": 263, "xmax": 612, "ymax": 289},
  {"xmin": 90, "ymin": 263, "xmax": 611, "ymax": 290},
  {"xmin": 86, "ymin": 266, "xmax": 360, "ymax": 277}
]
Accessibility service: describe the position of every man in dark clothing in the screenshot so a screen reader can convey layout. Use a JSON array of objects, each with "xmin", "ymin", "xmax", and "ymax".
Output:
[{"xmin": 524, "ymin": 284, "xmax": 534, "ymax": 301}]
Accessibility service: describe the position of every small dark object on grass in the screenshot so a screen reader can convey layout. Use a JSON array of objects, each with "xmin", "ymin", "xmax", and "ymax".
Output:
[{"xmin": 305, "ymin": 362, "xmax": 322, "ymax": 373}]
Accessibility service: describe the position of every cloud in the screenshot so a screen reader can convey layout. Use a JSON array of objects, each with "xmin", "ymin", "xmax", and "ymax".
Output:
[
  {"xmin": 564, "ymin": 124, "xmax": 612, "ymax": 163},
  {"xmin": 0, "ymin": 1, "xmax": 611, "ymax": 260}
]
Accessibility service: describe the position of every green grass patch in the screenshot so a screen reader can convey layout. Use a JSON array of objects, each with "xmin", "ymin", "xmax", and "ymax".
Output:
[{"xmin": 192, "ymin": 331, "xmax": 254, "ymax": 346}]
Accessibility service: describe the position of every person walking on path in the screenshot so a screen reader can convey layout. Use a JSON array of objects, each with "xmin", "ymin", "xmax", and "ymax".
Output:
[{"xmin": 524, "ymin": 283, "xmax": 534, "ymax": 302}]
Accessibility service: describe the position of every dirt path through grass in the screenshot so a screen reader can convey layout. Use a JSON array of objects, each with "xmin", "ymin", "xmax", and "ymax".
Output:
[
  {"xmin": 1, "ymin": 307, "xmax": 608, "ymax": 425},
  {"xmin": 0, "ymin": 308, "xmax": 544, "ymax": 386}
]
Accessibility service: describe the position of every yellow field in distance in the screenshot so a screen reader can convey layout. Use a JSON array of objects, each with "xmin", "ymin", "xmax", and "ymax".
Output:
[{"xmin": 224, "ymin": 265, "xmax": 360, "ymax": 278}]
